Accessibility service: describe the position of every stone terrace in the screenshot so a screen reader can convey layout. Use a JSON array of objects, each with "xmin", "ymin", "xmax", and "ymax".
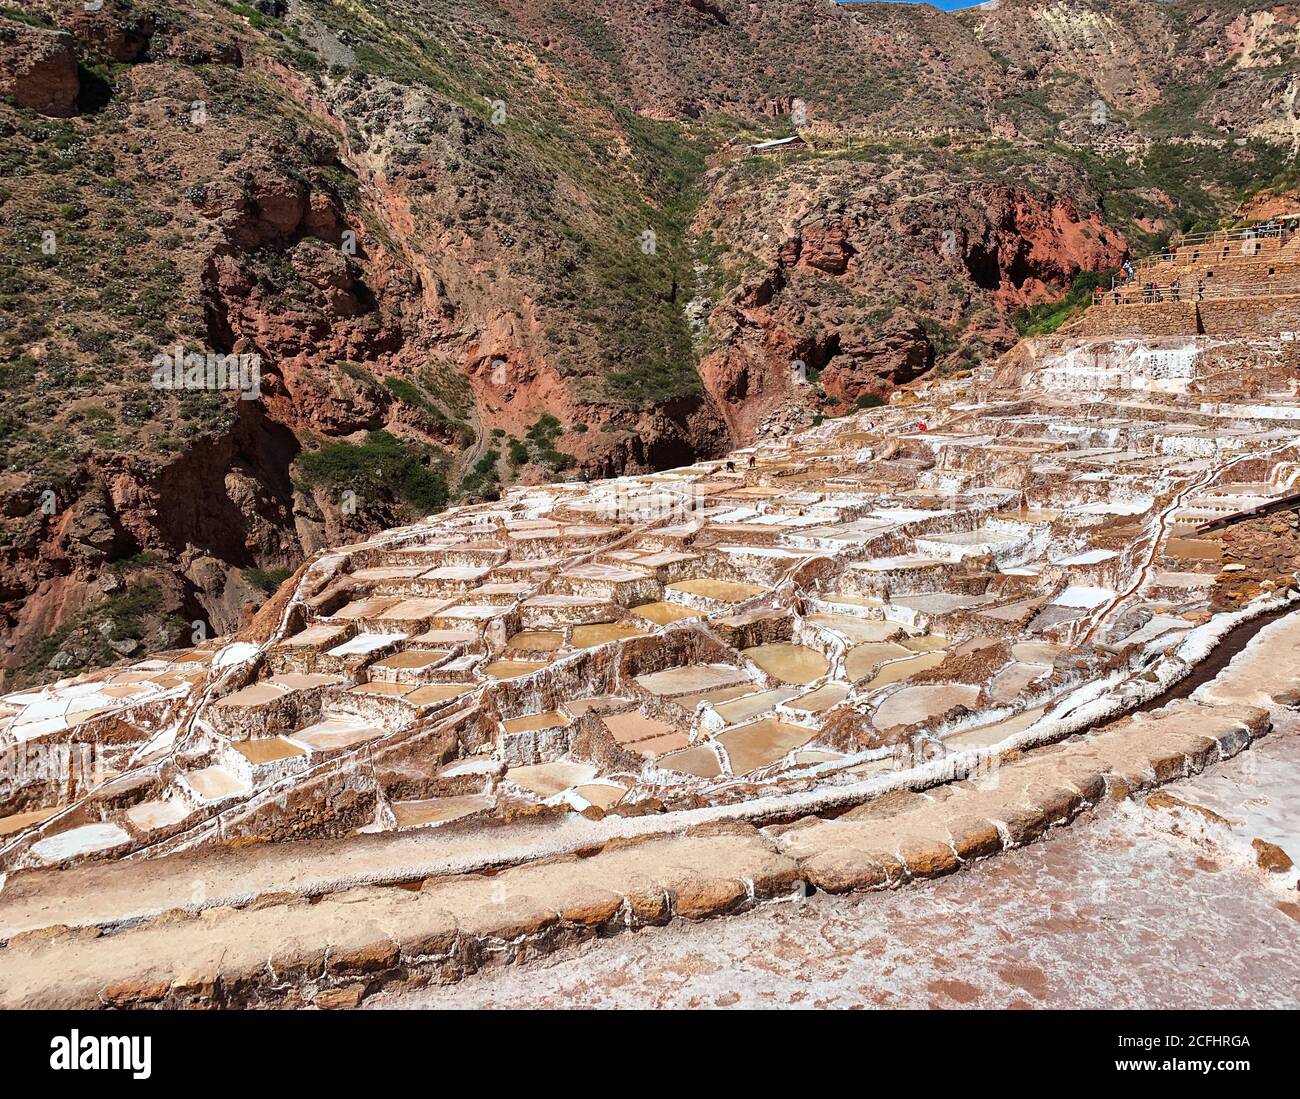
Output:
[
  {"xmin": 4, "ymin": 357, "xmax": 1300, "ymax": 874},
  {"xmin": 3, "ymin": 317, "xmax": 1300, "ymax": 1004}
]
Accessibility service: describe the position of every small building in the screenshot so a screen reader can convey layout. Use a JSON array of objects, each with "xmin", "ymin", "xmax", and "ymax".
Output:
[{"xmin": 747, "ymin": 135, "xmax": 807, "ymax": 156}]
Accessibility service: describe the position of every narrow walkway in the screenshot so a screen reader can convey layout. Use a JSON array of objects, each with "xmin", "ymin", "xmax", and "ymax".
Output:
[{"xmin": 382, "ymin": 725, "xmax": 1300, "ymax": 1009}]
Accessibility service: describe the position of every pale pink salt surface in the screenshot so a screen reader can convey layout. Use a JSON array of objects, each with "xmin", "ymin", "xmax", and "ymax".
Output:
[{"xmin": 377, "ymin": 723, "xmax": 1300, "ymax": 1010}]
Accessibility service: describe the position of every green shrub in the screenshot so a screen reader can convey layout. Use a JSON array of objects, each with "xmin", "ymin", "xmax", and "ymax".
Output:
[
  {"xmin": 1014, "ymin": 268, "xmax": 1115, "ymax": 336},
  {"xmin": 242, "ymin": 566, "xmax": 294, "ymax": 594},
  {"xmin": 459, "ymin": 448, "xmax": 501, "ymax": 500},
  {"xmin": 297, "ymin": 430, "xmax": 448, "ymax": 513}
]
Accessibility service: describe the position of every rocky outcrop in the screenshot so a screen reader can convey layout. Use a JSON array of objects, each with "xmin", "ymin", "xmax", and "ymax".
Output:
[
  {"xmin": 819, "ymin": 312, "xmax": 932, "ymax": 406},
  {"xmin": 781, "ymin": 219, "xmax": 855, "ymax": 275},
  {"xmin": 694, "ymin": 165, "xmax": 1128, "ymax": 442},
  {"xmin": 0, "ymin": 20, "xmax": 79, "ymax": 117}
]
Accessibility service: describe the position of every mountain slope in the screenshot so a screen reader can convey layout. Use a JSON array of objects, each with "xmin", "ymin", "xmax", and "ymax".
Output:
[{"xmin": 0, "ymin": 0, "xmax": 1295, "ymax": 687}]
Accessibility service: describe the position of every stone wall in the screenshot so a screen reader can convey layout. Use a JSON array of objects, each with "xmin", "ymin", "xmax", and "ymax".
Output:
[
  {"xmin": 1074, "ymin": 296, "xmax": 1300, "ymax": 339},
  {"xmin": 1198, "ymin": 295, "xmax": 1300, "ymax": 337},
  {"xmin": 1072, "ymin": 303, "xmax": 1201, "ymax": 338}
]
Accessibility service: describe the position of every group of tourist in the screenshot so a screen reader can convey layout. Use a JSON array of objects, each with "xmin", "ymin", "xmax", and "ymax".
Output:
[
  {"xmin": 1094, "ymin": 276, "xmax": 1207, "ymax": 306},
  {"xmin": 1084, "ymin": 216, "xmax": 1300, "ymax": 308}
]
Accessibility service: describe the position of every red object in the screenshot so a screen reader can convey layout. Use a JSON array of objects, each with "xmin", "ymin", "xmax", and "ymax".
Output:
[{"xmin": 917, "ymin": 422, "xmax": 928, "ymax": 432}]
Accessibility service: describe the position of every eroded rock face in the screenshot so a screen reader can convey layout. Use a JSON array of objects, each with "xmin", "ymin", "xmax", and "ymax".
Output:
[
  {"xmin": 1252, "ymin": 837, "xmax": 1294, "ymax": 873},
  {"xmin": 819, "ymin": 313, "xmax": 932, "ymax": 406},
  {"xmin": 0, "ymin": 21, "xmax": 79, "ymax": 117},
  {"xmin": 781, "ymin": 219, "xmax": 855, "ymax": 276},
  {"xmin": 695, "ymin": 169, "xmax": 1128, "ymax": 441}
]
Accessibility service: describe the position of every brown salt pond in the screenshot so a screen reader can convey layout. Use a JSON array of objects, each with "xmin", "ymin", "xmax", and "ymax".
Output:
[
  {"xmin": 505, "ymin": 630, "xmax": 563, "ymax": 651},
  {"xmin": 804, "ymin": 614, "xmax": 902, "ymax": 644},
  {"xmin": 844, "ymin": 642, "xmax": 912, "ymax": 681},
  {"xmin": 657, "ymin": 743, "xmax": 723, "ymax": 778},
  {"xmin": 411, "ymin": 628, "xmax": 479, "ymax": 647},
  {"xmin": 944, "ymin": 706, "xmax": 1046, "ymax": 749},
  {"xmin": 501, "ymin": 711, "xmax": 569, "ymax": 734},
  {"xmin": 667, "ymin": 579, "xmax": 766, "ymax": 603},
  {"xmin": 288, "ymin": 716, "xmax": 385, "ymax": 754},
  {"xmin": 181, "ymin": 765, "xmax": 251, "ymax": 800},
  {"xmin": 505, "ymin": 761, "xmax": 598, "ymax": 797},
  {"xmin": 630, "ymin": 601, "xmax": 699, "ymax": 626},
  {"xmin": 714, "ymin": 688, "xmax": 799, "ymax": 725},
  {"xmin": 741, "ymin": 643, "xmax": 829, "ymax": 685},
  {"xmin": 601, "ymin": 711, "xmax": 678, "ymax": 746},
  {"xmin": 231, "ymin": 737, "xmax": 305, "ymax": 764},
  {"xmin": 370, "ymin": 649, "xmax": 451, "ymax": 673},
  {"xmin": 1165, "ymin": 536, "xmax": 1223, "ymax": 563},
  {"xmin": 573, "ymin": 783, "xmax": 627, "ymax": 810},
  {"xmin": 872, "ymin": 683, "xmax": 981, "ymax": 731},
  {"xmin": 406, "ymin": 684, "xmax": 473, "ymax": 706},
  {"xmin": 1011, "ymin": 641, "xmax": 1064, "ymax": 665},
  {"xmin": 631, "ymin": 732, "xmax": 691, "ymax": 758},
  {"xmin": 785, "ymin": 683, "xmax": 849, "ymax": 713},
  {"xmin": 635, "ymin": 664, "xmax": 753, "ymax": 696},
  {"xmin": 900, "ymin": 634, "xmax": 948, "ymax": 652},
  {"xmin": 393, "ymin": 795, "xmax": 492, "ymax": 829},
  {"xmin": 571, "ymin": 622, "xmax": 646, "ymax": 648},
  {"xmin": 349, "ymin": 681, "xmax": 416, "ymax": 698},
  {"xmin": 482, "ymin": 659, "xmax": 550, "ymax": 680},
  {"xmin": 715, "ymin": 718, "xmax": 816, "ymax": 774},
  {"xmin": 0, "ymin": 806, "xmax": 60, "ymax": 837},
  {"xmin": 989, "ymin": 661, "xmax": 1048, "ymax": 703},
  {"xmin": 672, "ymin": 683, "xmax": 755, "ymax": 710},
  {"xmin": 862, "ymin": 650, "xmax": 948, "ymax": 690}
]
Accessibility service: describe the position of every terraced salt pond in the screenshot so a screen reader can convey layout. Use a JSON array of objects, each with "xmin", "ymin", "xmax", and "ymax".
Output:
[
  {"xmin": 715, "ymin": 688, "xmax": 799, "ymax": 725},
  {"xmin": 505, "ymin": 630, "xmax": 563, "ymax": 651},
  {"xmin": 805, "ymin": 615, "xmax": 903, "ymax": 644},
  {"xmin": 862, "ymin": 651, "xmax": 949, "ymax": 690},
  {"xmin": 635, "ymin": 664, "xmax": 751, "ymax": 696},
  {"xmin": 785, "ymin": 683, "xmax": 850, "ymax": 713},
  {"xmin": 845, "ymin": 642, "xmax": 912, "ymax": 681},
  {"xmin": 741, "ymin": 643, "xmax": 830, "ymax": 685},
  {"xmin": 393, "ymin": 795, "xmax": 492, "ymax": 829},
  {"xmin": 482, "ymin": 660, "xmax": 550, "ymax": 680},
  {"xmin": 667, "ymin": 579, "xmax": 765, "ymax": 603},
  {"xmin": 872, "ymin": 683, "xmax": 981, "ymax": 730},
  {"xmin": 657, "ymin": 744, "xmax": 722, "ymax": 779},
  {"xmin": 571, "ymin": 622, "xmax": 646, "ymax": 648},
  {"xmin": 714, "ymin": 719, "xmax": 816, "ymax": 774}
]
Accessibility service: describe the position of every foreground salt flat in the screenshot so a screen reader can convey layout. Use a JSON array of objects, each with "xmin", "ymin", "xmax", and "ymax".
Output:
[
  {"xmin": 0, "ymin": 614, "xmax": 1293, "ymax": 1008},
  {"xmin": 378, "ymin": 713, "xmax": 1300, "ymax": 1010}
]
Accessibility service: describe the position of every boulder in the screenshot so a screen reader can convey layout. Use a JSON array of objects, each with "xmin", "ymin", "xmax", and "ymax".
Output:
[
  {"xmin": 1252, "ymin": 838, "xmax": 1294, "ymax": 874},
  {"xmin": 0, "ymin": 21, "xmax": 79, "ymax": 118}
]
